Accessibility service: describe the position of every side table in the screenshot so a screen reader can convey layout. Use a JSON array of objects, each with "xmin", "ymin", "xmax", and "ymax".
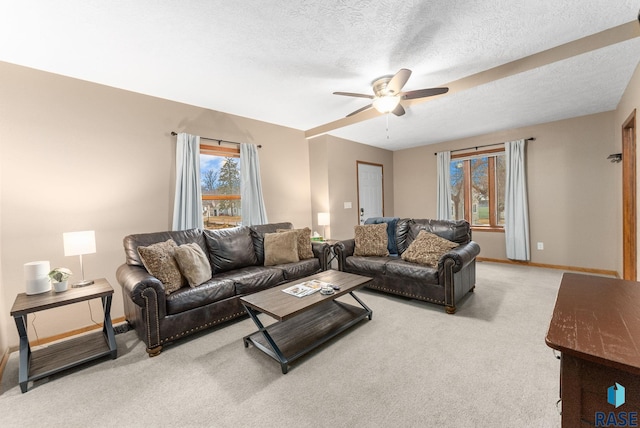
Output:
[{"xmin": 10, "ymin": 278, "xmax": 117, "ymax": 393}]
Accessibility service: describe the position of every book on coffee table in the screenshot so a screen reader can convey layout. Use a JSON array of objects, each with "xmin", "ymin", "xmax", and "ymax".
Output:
[{"xmin": 282, "ymin": 279, "xmax": 332, "ymax": 297}]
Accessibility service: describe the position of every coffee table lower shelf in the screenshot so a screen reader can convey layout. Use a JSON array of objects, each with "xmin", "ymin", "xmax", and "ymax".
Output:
[{"xmin": 243, "ymin": 300, "xmax": 371, "ymax": 374}]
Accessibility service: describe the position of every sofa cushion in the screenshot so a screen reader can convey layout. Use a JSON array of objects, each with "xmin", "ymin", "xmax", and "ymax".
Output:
[
  {"xmin": 401, "ymin": 230, "xmax": 458, "ymax": 267},
  {"xmin": 165, "ymin": 277, "xmax": 236, "ymax": 315},
  {"xmin": 204, "ymin": 226, "xmax": 257, "ymax": 273},
  {"xmin": 124, "ymin": 228, "xmax": 205, "ymax": 267},
  {"xmin": 137, "ymin": 239, "xmax": 185, "ymax": 295},
  {"xmin": 364, "ymin": 217, "xmax": 400, "ymax": 255},
  {"xmin": 249, "ymin": 222, "xmax": 294, "ymax": 265},
  {"xmin": 211, "ymin": 266, "xmax": 285, "ymax": 295},
  {"xmin": 174, "ymin": 243, "xmax": 212, "ymax": 287},
  {"xmin": 353, "ymin": 223, "xmax": 389, "ymax": 257},
  {"xmin": 264, "ymin": 230, "xmax": 299, "ymax": 266},
  {"xmin": 385, "ymin": 259, "xmax": 439, "ymax": 283},
  {"xmin": 274, "ymin": 258, "xmax": 322, "ymax": 281},
  {"xmin": 277, "ymin": 227, "xmax": 314, "ymax": 260},
  {"xmin": 395, "ymin": 219, "xmax": 412, "ymax": 255},
  {"xmin": 409, "ymin": 219, "xmax": 471, "ymax": 245},
  {"xmin": 345, "ymin": 256, "xmax": 393, "ymax": 276}
]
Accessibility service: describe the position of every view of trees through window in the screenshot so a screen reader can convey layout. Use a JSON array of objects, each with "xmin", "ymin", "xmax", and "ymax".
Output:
[
  {"xmin": 200, "ymin": 147, "xmax": 241, "ymax": 230},
  {"xmin": 450, "ymin": 153, "xmax": 505, "ymax": 228}
]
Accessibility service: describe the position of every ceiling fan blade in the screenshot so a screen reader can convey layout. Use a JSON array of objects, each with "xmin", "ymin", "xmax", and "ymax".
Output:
[
  {"xmin": 346, "ymin": 104, "xmax": 373, "ymax": 117},
  {"xmin": 386, "ymin": 68, "xmax": 412, "ymax": 95},
  {"xmin": 401, "ymin": 87, "xmax": 449, "ymax": 100},
  {"xmin": 392, "ymin": 103, "xmax": 405, "ymax": 117},
  {"xmin": 333, "ymin": 91, "xmax": 374, "ymax": 99}
]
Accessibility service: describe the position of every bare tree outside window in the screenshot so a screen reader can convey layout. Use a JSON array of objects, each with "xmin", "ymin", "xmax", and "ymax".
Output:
[{"xmin": 200, "ymin": 146, "xmax": 241, "ymax": 230}]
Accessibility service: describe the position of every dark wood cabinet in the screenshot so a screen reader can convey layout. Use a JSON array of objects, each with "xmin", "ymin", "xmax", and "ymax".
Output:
[{"xmin": 546, "ymin": 273, "xmax": 640, "ymax": 426}]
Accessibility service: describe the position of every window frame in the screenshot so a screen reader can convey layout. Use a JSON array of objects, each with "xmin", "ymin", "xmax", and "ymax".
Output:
[
  {"xmin": 200, "ymin": 143, "xmax": 241, "ymax": 230},
  {"xmin": 451, "ymin": 148, "xmax": 505, "ymax": 232}
]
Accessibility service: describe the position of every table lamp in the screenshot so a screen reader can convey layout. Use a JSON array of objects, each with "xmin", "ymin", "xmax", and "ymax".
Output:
[
  {"xmin": 318, "ymin": 212, "xmax": 330, "ymax": 239},
  {"xmin": 63, "ymin": 230, "xmax": 96, "ymax": 287}
]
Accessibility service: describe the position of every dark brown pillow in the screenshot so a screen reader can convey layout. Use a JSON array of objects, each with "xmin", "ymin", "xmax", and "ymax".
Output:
[
  {"xmin": 137, "ymin": 239, "xmax": 185, "ymax": 294},
  {"xmin": 174, "ymin": 243, "xmax": 212, "ymax": 287},
  {"xmin": 354, "ymin": 223, "xmax": 389, "ymax": 257},
  {"xmin": 264, "ymin": 230, "xmax": 299, "ymax": 266},
  {"xmin": 277, "ymin": 227, "xmax": 314, "ymax": 260},
  {"xmin": 401, "ymin": 230, "xmax": 458, "ymax": 267}
]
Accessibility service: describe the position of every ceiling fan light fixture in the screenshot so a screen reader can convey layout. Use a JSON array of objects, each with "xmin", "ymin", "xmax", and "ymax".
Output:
[{"xmin": 372, "ymin": 95, "xmax": 400, "ymax": 113}]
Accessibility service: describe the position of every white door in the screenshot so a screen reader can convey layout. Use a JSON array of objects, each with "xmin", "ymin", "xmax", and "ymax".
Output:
[{"xmin": 357, "ymin": 162, "xmax": 383, "ymax": 224}]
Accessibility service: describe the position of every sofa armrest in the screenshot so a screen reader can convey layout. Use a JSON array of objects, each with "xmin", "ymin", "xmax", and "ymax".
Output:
[
  {"xmin": 116, "ymin": 263, "xmax": 167, "ymax": 319},
  {"xmin": 334, "ymin": 239, "xmax": 355, "ymax": 271},
  {"xmin": 437, "ymin": 240, "xmax": 481, "ymax": 275},
  {"xmin": 311, "ymin": 241, "xmax": 331, "ymax": 270}
]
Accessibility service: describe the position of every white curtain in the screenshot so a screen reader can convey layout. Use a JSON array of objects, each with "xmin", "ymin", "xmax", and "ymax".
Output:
[
  {"xmin": 436, "ymin": 151, "xmax": 452, "ymax": 220},
  {"xmin": 504, "ymin": 139, "xmax": 530, "ymax": 261},
  {"xmin": 240, "ymin": 143, "xmax": 268, "ymax": 226},
  {"xmin": 172, "ymin": 133, "xmax": 204, "ymax": 231}
]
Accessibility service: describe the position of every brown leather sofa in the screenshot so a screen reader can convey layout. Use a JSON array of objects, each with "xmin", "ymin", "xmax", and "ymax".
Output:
[
  {"xmin": 334, "ymin": 218, "xmax": 480, "ymax": 314},
  {"xmin": 116, "ymin": 222, "xmax": 329, "ymax": 356}
]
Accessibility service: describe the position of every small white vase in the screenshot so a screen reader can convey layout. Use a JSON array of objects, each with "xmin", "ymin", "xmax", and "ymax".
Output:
[{"xmin": 53, "ymin": 280, "xmax": 68, "ymax": 292}]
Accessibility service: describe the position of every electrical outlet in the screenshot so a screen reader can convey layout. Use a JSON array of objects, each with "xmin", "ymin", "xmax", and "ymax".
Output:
[
  {"xmin": 537, "ymin": 242, "xmax": 544, "ymax": 250},
  {"xmin": 344, "ymin": 202, "xmax": 352, "ymax": 209}
]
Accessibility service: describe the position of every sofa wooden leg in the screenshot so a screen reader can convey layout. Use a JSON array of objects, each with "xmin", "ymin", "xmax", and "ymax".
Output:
[
  {"xmin": 445, "ymin": 305, "xmax": 456, "ymax": 314},
  {"xmin": 469, "ymin": 286, "xmax": 475, "ymax": 292},
  {"xmin": 147, "ymin": 345, "xmax": 163, "ymax": 357}
]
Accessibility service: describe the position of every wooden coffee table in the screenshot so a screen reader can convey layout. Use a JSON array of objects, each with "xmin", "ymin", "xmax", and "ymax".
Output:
[{"xmin": 240, "ymin": 270, "xmax": 372, "ymax": 373}]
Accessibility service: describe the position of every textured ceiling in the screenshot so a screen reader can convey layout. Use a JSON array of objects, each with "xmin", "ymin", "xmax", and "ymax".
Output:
[{"xmin": 0, "ymin": 1, "xmax": 639, "ymax": 150}]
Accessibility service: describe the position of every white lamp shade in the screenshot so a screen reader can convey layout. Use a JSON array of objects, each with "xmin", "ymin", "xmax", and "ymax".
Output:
[
  {"xmin": 318, "ymin": 212, "xmax": 330, "ymax": 226},
  {"xmin": 63, "ymin": 231, "xmax": 96, "ymax": 256}
]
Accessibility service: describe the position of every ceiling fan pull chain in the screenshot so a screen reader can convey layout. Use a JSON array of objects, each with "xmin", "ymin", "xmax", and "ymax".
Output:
[{"xmin": 386, "ymin": 113, "xmax": 390, "ymax": 139}]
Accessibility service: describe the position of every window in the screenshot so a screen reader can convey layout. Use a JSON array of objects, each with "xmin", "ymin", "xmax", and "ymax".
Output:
[
  {"xmin": 450, "ymin": 150, "xmax": 505, "ymax": 230},
  {"xmin": 200, "ymin": 144, "xmax": 241, "ymax": 230}
]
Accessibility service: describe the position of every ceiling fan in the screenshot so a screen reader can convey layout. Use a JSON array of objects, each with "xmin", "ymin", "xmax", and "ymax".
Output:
[{"xmin": 334, "ymin": 68, "xmax": 448, "ymax": 117}]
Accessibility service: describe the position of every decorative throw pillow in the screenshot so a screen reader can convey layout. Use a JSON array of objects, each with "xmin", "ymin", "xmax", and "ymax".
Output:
[
  {"xmin": 137, "ymin": 239, "xmax": 185, "ymax": 295},
  {"xmin": 174, "ymin": 243, "xmax": 212, "ymax": 287},
  {"xmin": 277, "ymin": 227, "xmax": 314, "ymax": 260},
  {"xmin": 264, "ymin": 230, "xmax": 299, "ymax": 266},
  {"xmin": 401, "ymin": 230, "xmax": 458, "ymax": 267},
  {"xmin": 354, "ymin": 223, "xmax": 389, "ymax": 257}
]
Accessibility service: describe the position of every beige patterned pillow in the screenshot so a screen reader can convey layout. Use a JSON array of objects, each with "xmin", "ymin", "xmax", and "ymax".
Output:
[
  {"xmin": 354, "ymin": 223, "xmax": 389, "ymax": 257},
  {"xmin": 137, "ymin": 239, "xmax": 185, "ymax": 295},
  {"xmin": 401, "ymin": 230, "xmax": 458, "ymax": 267},
  {"xmin": 174, "ymin": 243, "xmax": 212, "ymax": 287},
  {"xmin": 264, "ymin": 230, "xmax": 299, "ymax": 266},
  {"xmin": 277, "ymin": 227, "xmax": 314, "ymax": 260}
]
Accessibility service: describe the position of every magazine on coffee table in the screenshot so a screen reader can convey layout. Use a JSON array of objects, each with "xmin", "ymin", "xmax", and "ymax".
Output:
[{"xmin": 282, "ymin": 279, "xmax": 333, "ymax": 298}]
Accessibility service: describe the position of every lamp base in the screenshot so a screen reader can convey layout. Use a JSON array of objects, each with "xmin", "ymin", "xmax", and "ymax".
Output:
[{"xmin": 73, "ymin": 279, "xmax": 94, "ymax": 288}]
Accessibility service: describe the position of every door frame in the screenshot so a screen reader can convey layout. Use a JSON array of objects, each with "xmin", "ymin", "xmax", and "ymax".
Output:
[
  {"xmin": 356, "ymin": 161, "xmax": 384, "ymax": 225},
  {"xmin": 623, "ymin": 109, "xmax": 637, "ymax": 280}
]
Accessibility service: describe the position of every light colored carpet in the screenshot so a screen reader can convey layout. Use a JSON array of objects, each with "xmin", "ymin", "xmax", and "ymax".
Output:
[{"xmin": 0, "ymin": 262, "xmax": 564, "ymax": 427}]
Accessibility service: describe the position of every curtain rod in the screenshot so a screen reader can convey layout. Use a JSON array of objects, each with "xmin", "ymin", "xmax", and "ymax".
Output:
[
  {"xmin": 170, "ymin": 131, "xmax": 262, "ymax": 148},
  {"xmin": 433, "ymin": 137, "xmax": 535, "ymax": 156}
]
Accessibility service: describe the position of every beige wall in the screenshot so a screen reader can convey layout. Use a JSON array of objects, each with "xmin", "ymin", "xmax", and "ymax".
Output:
[
  {"xmin": 614, "ymin": 62, "xmax": 640, "ymax": 274},
  {"xmin": 0, "ymin": 61, "xmax": 312, "ymax": 348},
  {"xmin": 309, "ymin": 135, "xmax": 394, "ymax": 241},
  {"xmin": 394, "ymin": 111, "xmax": 619, "ymax": 272}
]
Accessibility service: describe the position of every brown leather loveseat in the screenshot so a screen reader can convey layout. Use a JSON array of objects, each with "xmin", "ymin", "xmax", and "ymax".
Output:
[{"xmin": 334, "ymin": 218, "xmax": 480, "ymax": 314}]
